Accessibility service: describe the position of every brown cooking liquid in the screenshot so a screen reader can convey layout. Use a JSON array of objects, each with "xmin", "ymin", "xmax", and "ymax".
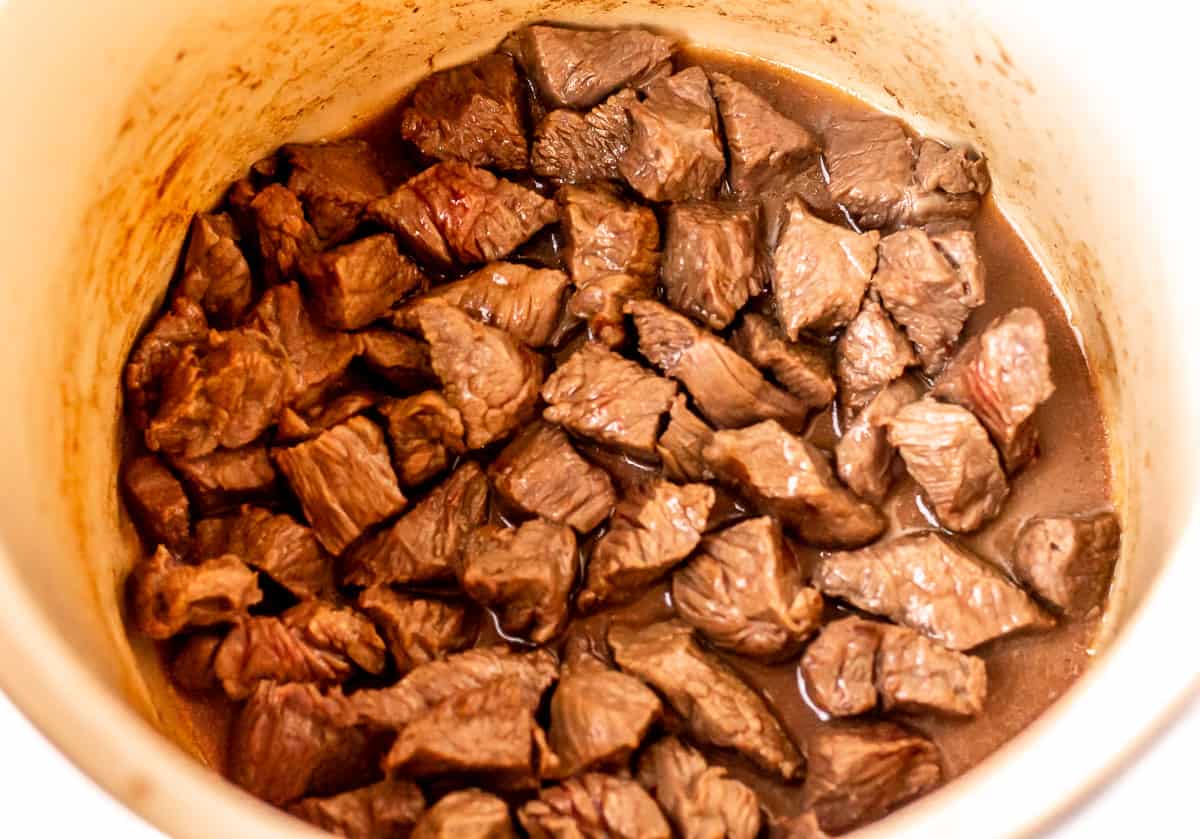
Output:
[{"xmin": 164, "ymin": 47, "xmax": 1112, "ymax": 821}]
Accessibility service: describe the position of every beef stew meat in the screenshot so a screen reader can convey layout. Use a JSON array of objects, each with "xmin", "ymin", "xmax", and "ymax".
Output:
[{"xmin": 120, "ymin": 31, "xmax": 1119, "ymax": 838}]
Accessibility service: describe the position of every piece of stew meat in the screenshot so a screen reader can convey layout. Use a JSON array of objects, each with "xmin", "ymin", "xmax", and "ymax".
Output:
[
  {"xmin": 532, "ymin": 88, "xmax": 637, "ymax": 183},
  {"xmin": 168, "ymin": 444, "xmax": 278, "ymax": 513},
  {"xmin": 176, "ymin": 212, "xmax": 254, "ymax": 327},
  {"xmin": 519, "ymin": 773, "xmax": 672, "ymax": 839},
  {"xmin": 277, "ymin": 391, "xmax": 383, "ymax": 445},
  {"xmin": 731, "ymin": 314, "xmax": 836, "ymax": 410},
  {"xmin": 932, "ymin": 307, "xmax": 1055, "ymax": 471},
  {"xmin": 835, "ymin": 377, "xmax": 922, "ymax": 505},
  {"xmin": 288, "ymin": 779, "xmax": 426, "ymax": 839},
  {"xmin": 609, "ymin": 620, "xmax": 803, "ymax": 779},
  {"xmin": 128, "ymin": 546, "xmax": 262, "ymax": 640},
  {"xmin": 578, "ymin": 479, "xmax": 714, "ymax": 611},
  {"xmin": 638, "ymin": 736, "xmax": 762, "ymax": 839},
  {"xmin": 835, "ymin": 296, "xmax": 918, "ymax": 416},
  {"xmin": 884, "ymin": 398, "xmax": 1008, "ymax": 532},
  {"xmin": 1012, "ymin": 512, "xmax": 1121, "ymax": 617},
  {"xmin": 250, "ymin": 183, "xmax": 320, "ymax": 284},
  {"xmin": 813, "ymin": 531, "xmax": 1054, "ymax": 650},
  {"xmin": 767, "ymin": 812, "xmax": 831, "ymax": 839},
  {"xmin": 412, "ymin": 789, "xmax": 517, "ymax": 839},
  {"xmin": 401, "ymin": 53, "xmax": 529, "ymax": 171},
  {"xmin": 194, "ymin": 505, "xmax": 334, "ymax": 599},
  {"xmin": 661, "ymin": 202, "xmax": 764, "ymax": 330},
  {"xmin": 377, "ymin": 391, "xmax": 466, "ymax": 489},
  {"xmin": 703, "ymin": 421, "xmax": 886, "ymax": 548},
  {"xmin": 125, "ymin": 296, "xmax": 209, "ymax": 430},
  {"xmin": 123, "ymin": 455, "xmax": 191, "ymax": 554},
  {"xmin": 283, "ymin": 140, "xmax": 389, "ymax": 244},
  {"xmin": 674, "ymin": 516, "xmax": 824, "ymax": 659},
  {"xmin": 359, "ymin": 329, "xmax": 435, "ymax": 390},
  {"xmin": 171, "ymin": 634, "xmax": 222, "ymax": 693},
  {"xmin": 657, "ymin": 395, "xmax": 717, "ymax": 484},
  {"xmin": 357, "ymin": 585, "xmax": 477, "ymax": 672},
  {"xmin": 299, "ymin": 233, "xmax": 426, "ymax": 330}
]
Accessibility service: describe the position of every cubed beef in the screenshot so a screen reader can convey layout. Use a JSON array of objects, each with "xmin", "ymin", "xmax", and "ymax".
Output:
[
  {"xmin": 519, "ymin": 773, "xmax": 671, "ymax": 839},
  {"xmin": 873, "ymin": 228, "xmax": 986, "ymax": 374},
  {"xmin": 128, "ymin": 546, "xmax": 262, "ymax": 640},
  {"xmin": 416, "ymin": 300, "xmax": 544, "ymax": 449},
  {"xmin": 366, "ymin": 162, "xmax": 556, "ymax": 268},
  {"xmin": 251, "ymin": 184, "xmax": 320, "ymax": 283},
  {"xmin": 489, "ymin": 422, "xmax": 616, "ymax": 533},
  {"xmin": 609, "ymin": 620, "xmax": 802, "ymax": 779},
  {"xmin": 638, "ymin": 736, "xmax": 762, "ymax": 839},
  {"xmin": 620, "ymin": 68, "xmax": 726, "ymax": 202},
  {"xmin": 915, "ymin": 139, "xmax": 991, "ymax": 199},
  {"xmin": 171, "ymin": 634, "xmax": 222, "ymax": 693},
  {"xmin": 885, "ymin": 398, "xmax": 1008, "ymax": 532},
  {"xmin": 289, "ymin": 779, "xmax": 425, "ymax": 839},
  {"xmin": 123, "ymin": 455, "xmax": 190, "ymax": 553},
  {"xmin": 377, "ymin": 391, "xmax": 466, "ymax": 487},
  {"xmin": 761, "ymin": 160, "xmax": 846, "ymax": 245},
  {"xmin": 273, "ymin": 416, "xmax": 407, "ymax": 555},
  {"xmin": 360, "ymin": 329, "xmax": 435, "ymax": 390},
  {"xmin": 195, "ymin": 506, "xmax": 334, "ymax": 599},
  {"xmin": 542, "ymin": 342, "xmax": 678, "ymax": 459},
  {"xmin": 703, "ymin": 421, "xmax": 885, "ymax": 548},
  {"xmin": 343, "ymin": 461, "xmax": 488, "ymax": 587},
  {"xmin": 674, "ymin": 516, "xmax": 823, "ymax": 659},
  {"xmin": 1013, "ymin": 512, "xmax": 1121, "ymax": 617},
  {"xmin": 283, "ymin": 140, "xmax": 389, "ymax": 243},
  {"xmin": 656, "ymin": 395, "xmax": 716, "ymax": 483},
  {"xmin": 813, "ymin": 532, "xmax": 1053, "ymax": 650},
  {"xmin": 661, "ymin": 202, "xmax": 763, "ymax": 330},
  {"xmin": 578, "ymin": 480, "xmax": 714, "ymax": 611},
  {"xmin": 124, "ymin": 296, "xmax": 208, "ymax": 429},
  {"xmin": 835, "ymin": 296, "xmax": 917, "ymax": 415},
  {"xmin": 835, "ymin": 378, "xmax": 922, "ymax": 504},
  {"xmin": 932, "ymin": 307, "xmax": 1055, "ymax": 471},
  {"xmin": 412, "ymin": 789, "xmax": 516, "ymax": 839},
  {"xmin": 731, "ymin": 314, "xmax": 836, "ymax": 409},
  {"xmin": 277, "ymin": 391, "xmax": 382, "ymax": 444},
  {"xmin": 299, "ymin": 233, "xmax": 425, "ymax": 330},
  {"xmin": 357, "ymin": 586, "xmax": 477, "ymax": 672},
  {"xmin": 799, "ymin": 616, "xmax": 882, "ymax": 717},
  {"xmin": 532, "ymin": 89, "xmax": 636, "ymax": 183},
  {"xmin": 177, "ymin": 212, "xmax": 254, "ymax": 327},
  {"xmin": 768, "ymin": 812, "xmax": 830, "ymax": 839},
  {"xmin": 626, "ymin": 300, "xmax": 811, "ymax": 431},
  {"xmin": 459, "ymin": 519, "xmax": 577, "ymax": 644},
  {"xmin": 401, "ymin": 53, "xmax": 528, "ymax": 171},
  {"xmin": 169, "ymin": 444, "xmax": 277, "ymax": 512}
]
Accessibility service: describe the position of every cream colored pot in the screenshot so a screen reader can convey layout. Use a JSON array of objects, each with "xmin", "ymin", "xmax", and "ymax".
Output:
[{"xmin": 0, "ymin": 1, "xmax": 1195, "ymax": 836}]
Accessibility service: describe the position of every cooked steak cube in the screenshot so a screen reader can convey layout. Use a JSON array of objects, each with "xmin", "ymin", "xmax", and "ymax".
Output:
[
  {"xmin": 177, "ymin": 212, "xmax": 254, "ymax": 327},
  {"xmin": 703, "ymin": 421, "xmax": 885, "ymax": 548},
  {"xmin": 343, "ymin": 461, "xmax": 488, "ymax": 587},
  {"xmin": 459, "ymin": 519, "xmax": 577, "ymax": 643},
  {"xmin": 915, "ymin": 139, "xmax": 991, "ymax": 198},
  {"xmin": 299, "ymin": 233, "xmax": 425, "ymax": 330},
  {"xmin": 129, "ymin": 546, "xmax": 261, "ymax": 639},
  {"xmin": 412, "ymin": 789, "xmax": 516, "ymax": 839},
  {"xmin": 656, "ymin": 395, "xmax": 716, "ymax": 483},
  {"xmin": 359, "ymin": 329, "xmax": 435, "ymax": 390},
  {"xmin": 273, "ymin": 416, "xmax": 407, "ymax": 555},
  {"xmin": 813, "ymin": 531, "xmax": 1053, "ymax": 650},
  {"xmin": 366, "ymin": 162, "xmax": 556, "ymax": 268},
  {"xmin": 171, "ymin": 634, "xmax": 222, "ymax": 693},
  {"xmin": 123, "ymin": 455, "xmax": 190, "ymax": 553},
  {"xmin": 357, "ymin": 586, "xmax": 477, "ymax": 672},
  {"xmin": 835, "ymin": 378, "xmax": 922, "ymax": 504},
  {"xmin": 401, "ymin": 53, "xmax": 528, "ymax": 171},
  {"xmin": 195, "ymin": 506, "xmax": 334, "ymax": 599},
  {"xmin": 835, "ymin": 296, "xmax": 917, "ymax": 415},
  {"xmin": 532, "ymin": 89, "xmax": 636, "ymax": 183},
  {"xmin": 620, "ymin": 67, "xmax": 726, "ymax": 202},
  {"xmin": 289, "ymin": 779, "xmax": 426, "ymax": 839},
  {"xmin": 251, "ymin": 183, "xmax": 319, "ymax": 283},
  {"xmin": 799, "ymin": 616, "xmax": 882, "ymax": 717},
  {"xmin": 377, "ymin": 391, "xmax": 466, "ymax": 487},
  {"xmin": 638, "ymin": 736, "xmax": 762, "ymax": 839},
  {"xmin": 125, "ymin": 296, "xmax": 208, "ymax": 430},
  {"xmin": 542, "ymin": 342, "xmax": 678, "ymax": 459},
  {"xmin": 661, "ymin": 202, "xmax": 764, "ymax": 330},
  {"xmin": 1012, "ymin": 512, "xmax": 1121, "ymax": 617},
  {"xmin": 578, "ymin": 480, "xmax": 714, "ymax": 611},
  {"xmin": 277, "ymin": 391, "xmax": 381, "ymax": 444},
  {"xmin": 885, "ymin": 398, "xmax": 1008, "ymax": 532},
  {"xmin": 489, "ymin": 422, "xmax": 616, "ymax": 532},
  {"xmin": 731, "ymin": 314, "xmax": 836, "ymax": 409},
  {"xmin": 626, "ymin": 300, "xmax": 811, "ymax": 430},
  {"xmin": 283, "ymin": 140, "xmax": 389, "ymax": 243},
  {"xmin": 169, "ymin": 444, "xmax": 277, "ymax": 512},
  {"xmin": 519, "ymin": 773, "xmax": 671, "ymax": 839},
  {"xmin": 674, "ymin": 516, "xmax": 824, "ymax": 659}
]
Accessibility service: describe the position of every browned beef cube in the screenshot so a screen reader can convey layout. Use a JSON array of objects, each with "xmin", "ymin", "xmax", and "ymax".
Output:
[
  {"xmin": 610, "ymin": 620, "xmax": 802, "ymax": 778},
  {"xmin": 277, "ymin": 391, "xmax": 382, "ymax": 444},
  {"xmin": 273, "ymin": 416, "xmax": 407, "ymax": 555},
  {"xmin": 768, "ymin": 812, "xmax": 830, "ymax": 839},
  {"xmin": 803, "ymin": 722, "xmax": 942, "ymax": 834},
  {"xmin": 835, "ymin": 296, "xmax": 917, "ymax": 415},
  {"xmin": 704, "ymin": 421, "xmax": 885, "ymax": 548},
  {"xmin": 731, "ymin": 314, "xmax": 836, "ymax": 409},
  {"xmin": 299, "ymin": 233, "xmax": 425, "ymax": 330},
  {"xmin": 674, "ymin": 516, "xmax": 823, "ymax": 659},
  {"xmin": 489, "ymin": 422, "xmax": 616, "ymax": 533},
  {"xmin": 627, "ymin": 300, "xmax": 811, "ymax": 431},
  {"xmin": 799, "ymin": 616, "xmax": 882, "ymax": 717},
  {"xmin": 289, "ymin": 779, "xmax": 426, "ymax": 839},
  {"xmin": 412, "ymin": 790, "xmax": 516, "ymax": 839},
  {"xmin": 662, "ymin": 202, "xmax": 763, "ymax": 330},
  {"xmin": 511, "ymin": 25, "xmax": 673, "ymax": 109},
  {"xmin": 360, "ymin": 329, "xmax": 435, "ymax": 390},
  {"xmin": 177, "ymin": 212, "xmax": 254, "ymax": 327},
  {"xmin": 343, "ymin": 461, "xmax": 488, "ymax": 587},
  {"xmin": 578, "ymin": 480, "xmax": 713, "ymax": 611},
  {"xmin": 169, "ymin": 444, "xmax": 277, "ymax": 512},
  {"xmin": 835, "ymin": 377, "xmax": 922, "ymax": 504},
  {"xmin": 128, "ymin": 546, "xmax": 262, "ymax": 639},
  {"xmin": 125, "ymin": 296, "xmax": 208, "ymax": 430},
  {"xmin": 284, "ymin": 140, "xmax": 389, "ymax": 243},
  {"xmin": 885, "ymin": 398, "xmax": 1008, "ymax": 532},
  {"xmin": 416, "ymin": 300, "xmax": 544, "ymax": 449},
  {"xmin": 873, "ymin": 228, "xmax": 986, "ymax": 374},
  {"xmin": 357, "ymin": 586, "xmax": 477, "ymax": 672},
  {"xmin": 195, "ymin": 506, "xmax": 334, "ymax": 599},
  {"xmin": 532, "ymin": 89, "xmax": 636, "ymax": 183},
  {"xmin": 813, "ymin": 532, "xmax": 1053, "ymax": 650},
  {"xmin": 1013, "ymin": 512, "xmax": 1121, "ymax": 617},
  {"xmin": 123, "ymin": 455, "xmax": 190, "ymax": 553},
  {"xmin": 933, "ymin": 307, "xmax": 1055, "ymax": 471},
  {"xmin": 638, "ymin": 736, "xmax": 762, "ymax": 839},
  {"xmin": 656, "ymin": 395, "xmax": 716, "ymax": 483},
  {"xmin": 377, "ymin": 391, "xmax": 466, "ymax": 487},
  {"xmin": 401, "ymin": 54, "xmax": 528, "ymax": 171},
  {"xmin": 251, "ymin": 184, "xmax": 320, "ymax": 283},
  {"xmin": 519, "ymin": 773, "xmax": 671, "ymax": 839},
  {"xmin": 914, "ymin": 139, "xmax": 991, "ymax": 199},
  {"xmin": 621, "ymin": 68, "xmax": 726, "ymax": 202},
  {"xmin": 542, "ymin": 342, "xmax": 677, "ymax": 459},
  {"xmin": 366, "ymin": 162, "xmax": 556, "ymax": 268},
  {"xmin": 171, "ymin": 634, "xmax": 222, "ymax": 693},
  {"xmin": 772, "ymin": 198, "xmax": 880, "ymax": 338}
]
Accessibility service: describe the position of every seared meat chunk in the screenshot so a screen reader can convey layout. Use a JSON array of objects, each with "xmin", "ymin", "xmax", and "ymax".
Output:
[
  {"xmin": 413, "ymin": 790, "xmax": 516, "ymax": 839},
  {"xmin": 169, "ymin": 444, "xmax": 277, "ymax": 512},
  {"xmin": 731, "ymin": 314, "xmax": 836, "ymax": 409},
  {"xmin": 627, "ymin": 300, "xmax": 811, "ymax": 430},
  {"xmin": 657, "ymin": 396, "xmax": 716, "ymax": 483},
  {"xmin": 459, "ymin": 519, "xmax": 577, "ymax": 643},
  {"xmin": 416, "ymin": 300, "xmax": 544, "ymax": 449},
  {"xmin": 661, "ymin": 202, "xmax": 763, "ymax": 330},
  {"xmin": 401, "ymin": 53, "xmax": 528, "ymax": 171},
  {"xmin": 1013, "ymin": 512, "xmax": 1121, "ymax": 617},
  {"xmin": 915, "ymin": 139, "xmax": 991, "ymax": 199},
  {"xmin": 579, "ymin": 480, "xmax": 714, "ymax": 611},
  {"xmin": 360, "ymin": 329, "xmax": 434, "ymax": 390},
  {"xmin": 123, "ymin": 455, "xmax": 190, "ymax": 553},
  {"xmin": 609, "ymin": 620, "xmax": 802, "ymax": 779},
  {"xmin": 251, "ymin": 184, "xmax": 319, "ymax": 283},
  {"xmin": 177, "ymin": 212, "xmax": 254, "ymax": 327},
  {"xmin": 768, "ymin": 812, "xmax": 830, "ymax": 839},
  {"xmin": 519, "ymin": 773, "xmax": 671, "ymax": 839},
  {"xmin": 489, "ymin": 422, "xmax": 616, "ymax": 533},
  {"xmin": 195, "ymin": 506, "xmax": 334, "ymax": 599},
  {"xmin": 542, "ymin": 342, "xmax": 677, "ymax": 459},
  {"xmin": 835, "ymin": 296, "xmax": 917, "ymax": 415},
  {"xmin": 621, "ymin": 67, "xmax": 726, "ymax": 202},
  {"xmin": 343, "ymin": 461, "xmax": 488, "ymax": 587},
  {"xmin": 377, "ymin": 391, "xmax": 466, "ymax": 487},
  {"xmin": 366, "ymin": 162, "xmax": 556, "ymax": 268},
  {"xmin": 283, "ymin": 140, "xmax": 389, "ymax": 243},
  {"xmin": 277, "ymin": 391, "xmax": 381, "ymax": 444},
  {"xmin": 125, "ymin": 296, "xmax": 208, "ymax": 430},
  {"xmin": 171, "ymin": 634, "xmax": 222, "ymax": 693},
  {"xmin": 873, "ymin": 228, "xmax": 985, "ymax": 374},
  {"xmin": 300, "ymin": 234, "xmax": 425, "ymax": 330},
  {"xmin": 803, "ymin": 722, "xmax": 942, "ymax": 834},
  {"xmin": 799, "ymin": 616, "xmax": 882, "ymax": 717},
  {"xmin": 835, "ymin": 378, "xmax": 922, "ymax": 504},
  {"xmin": 885, "ymin": 398, "xmax": 1007, "ymax": 532},
  {"xmin": 532, "ymin": 89, "xmax": 636, "ymax": 183},
  {"xmin": 932, "ymin": 307, "xmax": 1055, "ymax": 470},
  {"xmin": 813, "ymin": 532, "xmax": 1053, "ymax": 650},
  {"xmin": 358, "ymin": 586, "xmax": 476, "ymax": 672},
  {"xmin": 129, "ymin": 546, "xmax": 261, "ymax": 639},
  {"xmin": 289, "ymin": 779, "xmax": 425, "ymax": 839},
  {"xmin": 674, "ymin": 516, "xmax": 824, "ymax": 659},
  {"xmin": 638, "ymin": 736, "xmax": 762, "ymax": 839},
  {"xmin": 771, "ymin": 198, "xmax": 880, "ymax": 338},
  {"xmin": 704, "ymin": 421, "xmax": 885, "ymax": 548}
]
